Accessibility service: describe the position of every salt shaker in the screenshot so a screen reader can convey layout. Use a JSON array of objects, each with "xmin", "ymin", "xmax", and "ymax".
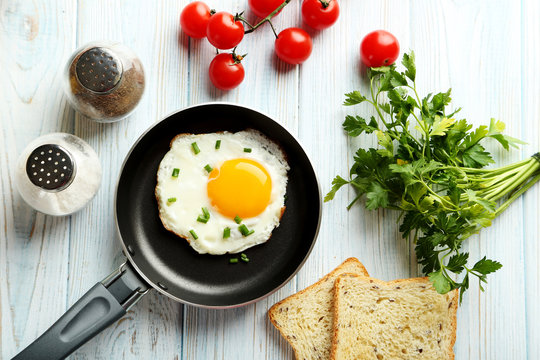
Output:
[
  {"xmin": 64, "ymin": 41, "xmax": 145, "ymax": 122},
  {"xmin": 15, "ymin": 133, "xmax": 102, "ymax": 216}
]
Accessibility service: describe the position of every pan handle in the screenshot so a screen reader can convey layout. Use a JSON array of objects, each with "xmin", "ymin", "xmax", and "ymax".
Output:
[{"xmin": 12, "ymin": 261, "xmax": 150, "ymax": 360}]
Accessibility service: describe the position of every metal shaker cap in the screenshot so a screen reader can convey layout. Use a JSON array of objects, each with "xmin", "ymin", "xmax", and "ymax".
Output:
[
  {"xmin": 75, "ymin": 47, "xmax": 123, "ymax": 93},
  {"xmin": 25, "ymin": 144, "xmax": 75, "ymax": 191}
]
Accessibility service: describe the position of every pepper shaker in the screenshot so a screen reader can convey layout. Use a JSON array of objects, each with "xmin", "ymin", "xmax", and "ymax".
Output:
[
  {"xmin": 64, "ymin": 41, "xmax": 145, "ymax": 122},
  {"xmin": 15, "ymin": 133, "xmax": 102, "ymax": 216}
]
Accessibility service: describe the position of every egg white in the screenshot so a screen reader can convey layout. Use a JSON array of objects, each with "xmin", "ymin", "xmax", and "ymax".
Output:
[{"xmin": 155, "ymin": 130, "xmax": 289, "ymax": 255}]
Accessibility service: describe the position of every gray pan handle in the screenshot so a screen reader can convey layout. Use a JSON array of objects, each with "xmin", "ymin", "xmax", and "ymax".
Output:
[{"xmin": 12, "ymin": 261, "xmax": 150, "ymax": 360}]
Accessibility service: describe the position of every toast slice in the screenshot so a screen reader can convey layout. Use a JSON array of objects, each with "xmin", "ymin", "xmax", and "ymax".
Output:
[
  {"xmin": 331, "ymin": 274, "xmax": 458, "ymax": 360},
  {"xmin": 268, "ymin": 258, "xmax": 369, "ymax": 360}
]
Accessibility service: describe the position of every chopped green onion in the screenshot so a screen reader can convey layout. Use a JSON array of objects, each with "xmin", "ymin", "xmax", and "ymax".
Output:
[
  {"xmin": 240, "ymin": 253, "xmax": 249, "ymax": 262},
  {"xmin": 238, "ymin": 224, "xmax": 254, "ymax": 236},
  {"xmin": 215, "ymin": 140, "xmax": 221, "ymax": 149},
  {"xmin": 234, "ymin": 215, "xmax": 242, "ymax": 224},
  {"xmin": 171, "ymin": 168, "xmax": 180, "ymax": 177},
  {"xmin": 202, "ymin": 207, "xmax": 210, "ymax": 218},
  {"xmin": 197, "ymin": 215, "xmax": 209, "ymax": 223},
  {"xmin": 197, "ymin": 207, "xmax": 210, "ymax": 223},
  {"xmin": 189, "ymin": 230, "xmax": 198, "ymax": 239},
  {"xmin": 223, "ymin": 227, "xmax": 231, "ymax": 239},
  {"xmin": 191, "ymin": 142, "xmax": 200, "ymax": 154},
  {"xmin": 229, "ymin": 258, "xmax": 239, "ymax": 264},
  {"xmin": 243, "ymin": 148, "xmax": 252, "ymax": 153},
  {"xmin": 167, "ymin": 197, "xmax": 177, "ymax": 203},
  {"xmin": 204, "ymin": 164, "xmax": 213, "ymax": 173}
]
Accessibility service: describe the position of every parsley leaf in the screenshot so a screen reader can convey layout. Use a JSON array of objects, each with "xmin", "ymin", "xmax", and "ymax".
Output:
[
  {"xmin": 472, "ymin": 257, "xmax": 503, "ymax": 275},
  {"xmin": 324, "ymin": 176, "xmax": 349, "ymax": 202},
  {"xmin": 343, "ymin": 115, "xmax": 378, "ymax": 136},
  {"xmin": 343, "ymin": 91, "xmax": 367, "ymax": 106},
  {"xmin": 429, "ymin": 270, "xmax": 451, "ymax": 294},
  {"xmin": 365, "ymin": 182, "xmax": 389, "ymax": 209}
]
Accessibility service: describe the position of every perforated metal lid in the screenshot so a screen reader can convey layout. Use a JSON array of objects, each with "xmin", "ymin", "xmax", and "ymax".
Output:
[
  {"xmin": 25, "ymin": 144, "xmax": 75, "ymax": 191},
  {"xmin": 75, "ymin": 47, "xmax": 123, "ymax": 93}
]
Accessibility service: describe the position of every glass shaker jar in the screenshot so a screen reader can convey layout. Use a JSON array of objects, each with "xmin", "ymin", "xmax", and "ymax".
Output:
[
  {"xmin": 15, "ymin": 133, "xmax": 102, "ymax": 216},
  {"xmin": 64, "ymin": 41, "xmax": 145, "ymax": 122}
]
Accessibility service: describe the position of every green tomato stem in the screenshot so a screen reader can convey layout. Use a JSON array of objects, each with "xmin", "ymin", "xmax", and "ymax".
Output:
[{"xmin": 244, "ymin": 0, "xmax": 291, "ymax": 34}]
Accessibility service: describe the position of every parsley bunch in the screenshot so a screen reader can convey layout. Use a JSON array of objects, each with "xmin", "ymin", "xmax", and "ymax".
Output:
[{"xmin": 326, "ymin": 51, "xmax": 540, "ymax": 300}]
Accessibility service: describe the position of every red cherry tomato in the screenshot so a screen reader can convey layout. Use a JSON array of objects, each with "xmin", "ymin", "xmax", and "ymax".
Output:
[
  {"xmin": 209, "ymin": 53, "xmax": 245, "ymax": 90},
  {"xmin": 360, "ymin": 30, "xmax": 400, "ymax": 67},
  {"xmin": 301, "ymin": 0, "xmax": 340, "ymax": 30},
  {"xmin": 206, "ymin": 12, "xmax": 245, "ymax": 50},
  {"xmin": 248, "ymin": 0, "xmax": 284, "ymax": 18},
  {"xmin": 275, "ymin": 28, "xmax": 313, "ymax": 65},
  {"xmin": 180, "ymin": 1, "xmax": 211, "ymax": 39}
]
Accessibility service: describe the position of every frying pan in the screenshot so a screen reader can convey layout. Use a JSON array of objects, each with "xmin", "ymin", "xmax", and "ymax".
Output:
[{"xmin": 13, "ymin": 103, "xmax": 321, "ymax": 360}]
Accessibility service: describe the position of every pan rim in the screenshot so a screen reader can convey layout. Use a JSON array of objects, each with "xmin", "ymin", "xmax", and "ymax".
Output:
[{"xmin": 114, "ymin": 102, "xmax": 322, "ymax": 309}]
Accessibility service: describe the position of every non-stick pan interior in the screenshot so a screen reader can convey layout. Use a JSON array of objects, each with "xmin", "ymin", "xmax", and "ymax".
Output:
[{"xmin": 115, "ymin": 104, "xmax": 320, "ymax": 307}]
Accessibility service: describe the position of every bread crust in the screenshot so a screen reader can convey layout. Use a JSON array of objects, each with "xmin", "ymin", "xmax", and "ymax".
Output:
[
  {"xmin": 268, "ymin": 258, "xmax": 369, "ymax": 360},
  {"xmin": 330, "ymin": 274, "xmax": 458, "ymax": 360}
]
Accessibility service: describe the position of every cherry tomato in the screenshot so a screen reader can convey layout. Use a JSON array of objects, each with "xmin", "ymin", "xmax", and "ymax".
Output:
[
  {"xmin": 209, "ymin": 53, "xmax": 245, "ymax": 90},
  {"xmin": 360, "ymin": 30, "xmax": 400, "ymax": 67},
  {"xmin": 275, "ymin": 28, "xmax": 313, "ymax": 65},
  {"xmin": 206, "ymin": 12, "xmax": 245, "ymax": 50},
  {"xmin": 301, "ymin": 0, "xmax": 340, "ymax": 30},
  {"xmin": 248, "ymin": 0, "xmax": 284, "ymax": 18},
  {"xmin": 180, "ymin": 1, "xmax": 211, "ymax": 39}
]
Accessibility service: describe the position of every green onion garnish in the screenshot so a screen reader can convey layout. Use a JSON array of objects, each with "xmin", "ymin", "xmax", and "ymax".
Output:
[
  {"xmin": 234, "ymin": 215, "xmax": 242, "ymax": 224},
  {"xmin": 202, "ymin": 207, "xmax": 210, "ymax": 218},
  {"xmin": 197, "ymin": 215, "xmax": 209, "ymax": 223},
  {"xmin": 240, "ymin": 253, "xmax": 249, "ymax": 262},
  {"xmin": 189, "ymin": 230, "xmax": 198, "ymax": 239},
  {"xmin": 171, "ymin": 168, "xmax": 180, "ymax": 177},
  {"xmin": 215, "ymin": 140, "xmax": 221, "ymax": 149},
  {"xmin": 223, "ymin": 227, "xmax": 231, "ymax": 238},
  {"xmin": 238, "ymin": 224, "xmax": 254, "ymax": 236},
  {"xmin": 204, "ymin": 164, "xmax": 213, "ymax": 173},
  {"xmin": 229, "ymin": 258, "xmax": 239, "ymax": 264},
  {"xmin": 197, "ymin": 207, "xmax": 210, "ymax": 223},
  {"xmin": 191, "ymin": 142, "xmax": 200, "ymax": 154},
  {"xmin": 167, "ymin": 197, "xmax": 177, "ymax": 203},
  {"xmin": 243, "ymin": 148, "xmax": 252, "ymax": 153}
]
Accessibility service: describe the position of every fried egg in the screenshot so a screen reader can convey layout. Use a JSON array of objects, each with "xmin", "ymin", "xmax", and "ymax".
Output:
[{"xmin": 155, "ymin": 130, "xmax": 289, "ymax": 255}]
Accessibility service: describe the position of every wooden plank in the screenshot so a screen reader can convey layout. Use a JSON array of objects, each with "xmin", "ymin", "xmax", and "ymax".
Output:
[
  {"xmin": 522, "ymin": 0, "xmax": 540, "ymax": 358},
  {"xmin": 0, "ymin": 0, "xmax": 77, "ymax": 358},
  {"xmin": 67, "ymin": 1, "xmax": 187, "ymax": 359},
  {"xmin": 293, "ymin": 0, "xmax": 413, "ymax": 330},
  {"xmin": 180, "ymin": 1, "xmax": 302, "ymax": 359}
]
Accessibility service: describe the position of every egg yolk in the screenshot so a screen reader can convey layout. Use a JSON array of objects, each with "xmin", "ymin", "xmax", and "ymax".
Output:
[{"xmin": 207, "ymin": 158, "xmax": 272, "ymax": 219}]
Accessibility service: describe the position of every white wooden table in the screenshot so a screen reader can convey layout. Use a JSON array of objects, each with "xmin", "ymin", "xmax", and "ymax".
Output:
[{"xmin": 1, "ymin": 0, "xmax": 539, "ymax": 359}]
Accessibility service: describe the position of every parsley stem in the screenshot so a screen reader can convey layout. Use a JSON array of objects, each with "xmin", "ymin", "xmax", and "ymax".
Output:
[
  {"xmin": 495, "ymin": 173, "xmax": 540, "ymax": 217},
  {"xmin": 371, "ymin": 79, "xmax": 391, "ymax": 129},
  {"xmin": 482, "ymin": 162, "xmax": 538, "ymax": 201}
]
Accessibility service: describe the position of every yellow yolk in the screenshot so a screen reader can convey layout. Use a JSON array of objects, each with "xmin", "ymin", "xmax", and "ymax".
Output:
[{"xmin": 207, "ymin": 158, "xmax": 272, "ymax": 219}]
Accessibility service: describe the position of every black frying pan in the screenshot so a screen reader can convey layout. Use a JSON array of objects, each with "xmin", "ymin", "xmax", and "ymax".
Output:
[{"xmin": 14, "ymin": 103, "xmax": 321, "ymax": 360}]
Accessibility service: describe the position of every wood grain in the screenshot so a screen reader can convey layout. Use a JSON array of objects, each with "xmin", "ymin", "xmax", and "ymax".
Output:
[{"xmin": 1, "ymin": 0, "xmax": 539, "ymax": 359}]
